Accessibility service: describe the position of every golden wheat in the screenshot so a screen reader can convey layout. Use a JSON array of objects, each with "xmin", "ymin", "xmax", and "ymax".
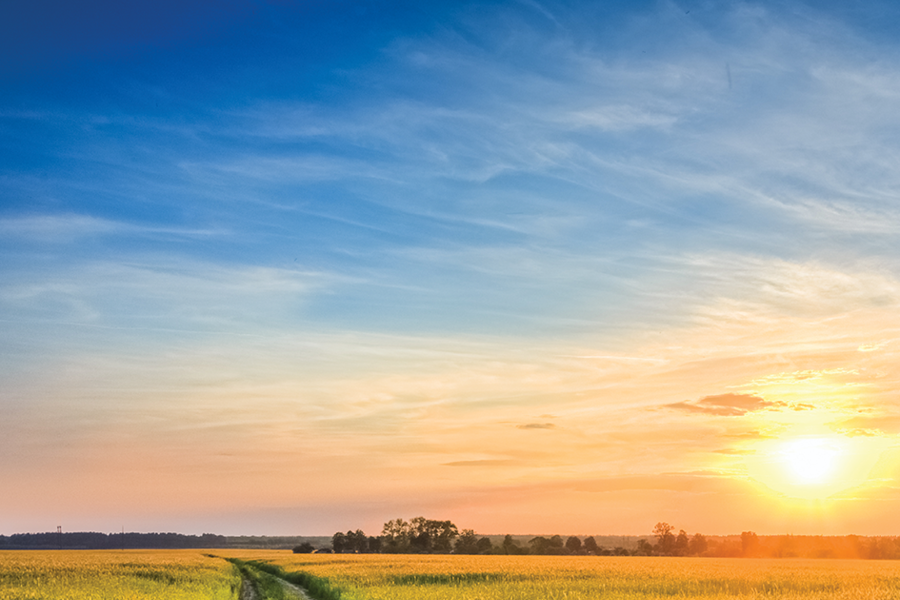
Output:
[
  {"xmin": 221, "ymin": 551, "xmax": 900, "ymax": 600},
  {"xmin": 0, "ymin": 549, "xmax": 240, "ymax": 600}
]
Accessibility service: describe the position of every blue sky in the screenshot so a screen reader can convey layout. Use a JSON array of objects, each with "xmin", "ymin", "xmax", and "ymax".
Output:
[
  {"xmin": 6, "ymin": 0, "xmax": 898, "ymax": 338},
  {"xmin": 4, "ymin": 0, "xmax": 900, "ymax": 536}
]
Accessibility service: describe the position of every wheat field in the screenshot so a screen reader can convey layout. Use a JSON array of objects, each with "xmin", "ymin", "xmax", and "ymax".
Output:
[
  {"xmin": 0, "ymin": 549, "xmax": 240, "ymax": 600},
  {"xmin": 4, "ymin": 549, "xmax": 900, "ymax": 600},
  {"xmin": 224, "ymin": 552, "xmax": 900, "ymax": 600}
]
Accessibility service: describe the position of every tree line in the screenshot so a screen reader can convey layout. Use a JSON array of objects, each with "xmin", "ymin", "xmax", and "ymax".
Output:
[
  {"xmin": 304, "ymin": 519, "xmax": 900, "ymax": 559},
  {"xmin": 0, "ymin": 531, "xmax": 228, "ymax": 550},
  {"xmin": 309, "ymin": 518, "xmax": 688, "ymax": 556}
]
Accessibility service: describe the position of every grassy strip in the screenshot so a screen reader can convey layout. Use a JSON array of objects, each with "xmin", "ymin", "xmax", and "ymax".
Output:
[
  {"xmin": 225, "ymin": 558, "xmax": 289, "ymax": 600},
  {"xmin": 241, "ymin": 560, "xmax": 343, "ymax": 600}
]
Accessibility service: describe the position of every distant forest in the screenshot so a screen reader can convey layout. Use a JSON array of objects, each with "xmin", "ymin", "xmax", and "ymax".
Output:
[
  {"xmin": 313, "ymin": 518, "xmax": 900, "ymax": 560},
  {"xmin": 5, "ymin": 520, "xmax": 900, "ymax": 559},
  {"xmin": 0, "ymin": 532, "xmax": 228, "ymax": 550}
]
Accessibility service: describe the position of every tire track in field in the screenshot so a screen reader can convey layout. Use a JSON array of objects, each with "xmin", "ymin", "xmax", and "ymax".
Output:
[
  {"xmin": 240, "ymin": 576, "xmax": 260, "ymax": 600},
  {"xmin": 222, "ymin": 556, "xmax": 316, "ymax": 600}
]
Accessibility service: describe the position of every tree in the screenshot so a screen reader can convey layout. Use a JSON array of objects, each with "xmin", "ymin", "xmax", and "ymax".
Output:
[
  {"xmin": 381, "ymin": 518, "xmax": 410, "ymax": 553},
  {"xmin": 430, "ymin": 520, "xmax": 459, "ymax": 553},
  {"xmin": 409, "ymin": 517, "xmax": 458, "ymax": 553},
  {"xmin": 689, "ymin": 533, "xmax": 708, "ymax": 556},
  {"xmin": 741, "ymin": 531, "xmax": 759, "ymax": 557},
  {"xmin": 674, "ymin": 530, "xmax": 689, "ymax": 556},
  {"xmin": 635, "ymin": 539, "xmax": 654, "ymax": 556},
  {"xmin": 476, "ymin": 537, "xmax": 494, "ymax": 554},
  {"xmin": 292, "ymin": 542, "xmax": 315, "ymax": 554},
  {"xmin": 409, "ymin": 517, "xmax": 432, "ymax": 553},
  {"xmin": 345, "ymin": 529, "xmax": 368, "ymax": 553},
  {"xmin": 501, "ymin": 534, "xmax": 521, "ymax": 555},
  {"xmin": 410, "ymin": 531, "xmax": 431, "ymax": 553},
  {"xmin": 455, "ymin": 529, "xmax": 479, "ymax": 554},
  {"xmin": 383, "ymin": 517, "xmax": 458, "ymax": 554},
  {"xmin": 565, "ymin": 536, "xmax": 583, "ymax": 554},
  {"xmin": 529, "ymin": 536, "xmax": 550, "ymax": 554},
  {"xmin": 583, "ymin": 536, "xmax": 599, "ymax": 555},
  {"xmin": 653, "ymin": 522, "xmax": 676, "ymax": 555},
  {"xmin": 332, "ymin": 531, "xmax": 347, "ymax": 553}
]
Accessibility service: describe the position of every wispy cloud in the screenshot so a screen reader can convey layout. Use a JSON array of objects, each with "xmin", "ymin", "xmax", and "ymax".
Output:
[
  {"xmin": 0, "ymin": 257, "xmax": 338, "ymax": 334},
  {"xmin": 665, "ymin": 393, "xmax": 787, "ymax": 417},
  {"xmin": 831, "ymin": 415, "xmax": 900, "ymax": 436},
  {"xmin": 0, "ymin": 214, "xmax": 224, "ymax": 242}
]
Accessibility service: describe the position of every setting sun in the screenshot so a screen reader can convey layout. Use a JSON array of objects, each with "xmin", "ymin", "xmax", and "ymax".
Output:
[
  {"xmin": 745, "ymin": 434, "xmax": 889, "ymax": 502},
  {"xmin": 781, "ymin": 438, "xmax": 839, "ymax": 485}
]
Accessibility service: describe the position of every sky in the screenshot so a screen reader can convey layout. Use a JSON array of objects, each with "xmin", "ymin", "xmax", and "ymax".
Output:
[{"xmin": 3, "ymin": 0, "xmax": 900, "ymax": 537}]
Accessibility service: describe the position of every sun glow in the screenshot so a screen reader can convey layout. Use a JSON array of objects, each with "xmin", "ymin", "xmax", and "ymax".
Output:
[
  {"xmin": 781, "ymin": 438, "xmax": 839, "ymax": 485},
  {"xmin": 745, "ymin": 435, "xmax": 887, "ymax": 501}
]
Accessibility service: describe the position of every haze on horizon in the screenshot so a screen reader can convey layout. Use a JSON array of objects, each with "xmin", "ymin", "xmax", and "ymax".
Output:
[{"xmin": 3, "ymin": 0, "xmax": 900, "ymax": 538}]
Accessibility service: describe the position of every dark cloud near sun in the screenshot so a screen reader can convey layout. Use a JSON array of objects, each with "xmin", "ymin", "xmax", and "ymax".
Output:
[
  {"xmin": 517, "ymin": 423, "xmax": 556, "ymax": 430},
  {"xmin": 664, "ymin": 393, "xmax": 793, "ymax": 417}
]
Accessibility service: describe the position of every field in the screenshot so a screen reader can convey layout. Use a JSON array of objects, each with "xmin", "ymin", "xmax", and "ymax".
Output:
[
  {"xmin": 219, "ymin": 551, "xmax": 900, "ymax": 600},
  {"xmin": 3, "ymin": 550, "xmax": 900, "ymax": 600},
  {"xmin": 0, "ymin": 550, "xmax": 240, "ymax": 600}
]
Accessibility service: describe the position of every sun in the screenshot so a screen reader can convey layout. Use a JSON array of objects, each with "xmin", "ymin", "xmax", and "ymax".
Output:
[
  {"xmin": 745, "ymin": 434, "xmax": 886, "ymax": 500},
  {"xmin": 780, "ymin": 438, "xmax": 839, "ymax": 485}
]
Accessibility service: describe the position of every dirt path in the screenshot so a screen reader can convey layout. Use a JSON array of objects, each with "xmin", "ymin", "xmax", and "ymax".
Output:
[
  {"xmin": 240, "ymin": 577, "xmax": 260, "ymax": 600},
  {"xmin": 224, "ymin": 556, "xmax": 313, "ymax": 600}
]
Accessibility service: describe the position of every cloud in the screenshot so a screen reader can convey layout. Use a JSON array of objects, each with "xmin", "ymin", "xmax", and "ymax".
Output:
[
  {"xmin": 559, "ymin": 105, "xmax": 678, "ymax": 132},
  {"xmin": 858, "ymin": 343, "xmax": 886, "ymax": 352},
  {"xmin": 665, "ymin": 393, "xmax": 786, "ymax": 417},
  {"xmin": 517, "ymin": 423, "xmax": 556, "ymax": 430},
  {"xmin": 0, "ymin": 258, "xmax": 338, "ymax": 334},
  {"xmin": 0, "ymin": 214, "xmax": 223, "ymax": 242},
  {"xmin": 831, "ymin": 415, "xmax": 900, "ymax": 436},
  {"xmin": 750, "ymin": 369, "xmax": 858, "ymax": 386}
]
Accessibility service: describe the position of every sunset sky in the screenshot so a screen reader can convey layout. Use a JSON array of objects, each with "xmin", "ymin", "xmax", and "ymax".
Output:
[{"xmin": 3, "ymin": 0, "xmax": 900, "ymax": 537}]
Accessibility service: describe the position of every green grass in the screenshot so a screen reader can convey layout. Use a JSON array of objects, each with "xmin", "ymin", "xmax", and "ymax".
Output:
[
  {"xmin": 228, "ymin": 558, "xmax": 343, "ymax": 600},
  {"xmin": 227, "ymin": 558, "xmax": 290, "ymax": 600}
]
